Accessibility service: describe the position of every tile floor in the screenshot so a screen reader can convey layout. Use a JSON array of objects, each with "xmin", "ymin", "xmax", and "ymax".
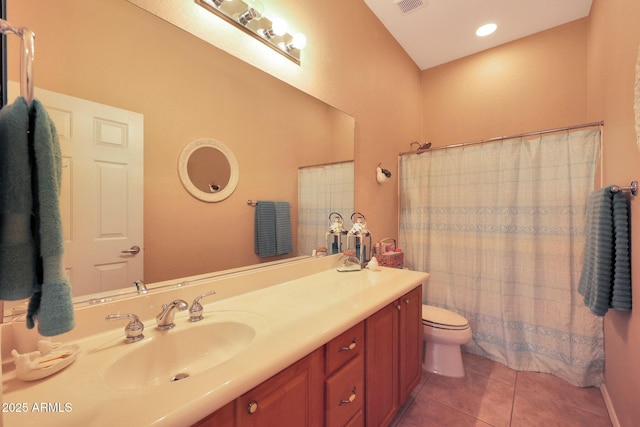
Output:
[{"xmin": 391, "ymin": 353, "xmax": 612, "ymax": 427}]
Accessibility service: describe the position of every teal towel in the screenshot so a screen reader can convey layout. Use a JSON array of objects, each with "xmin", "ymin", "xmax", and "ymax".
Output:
[
  {"xmin": 0, "ymin": 97, "xmax": 36, "ymax": 301},
  {"xmin": 254, "ymin": 201, "xmax": 292, "ymax": 257},
  {"xmin": 274, "ymin": 201, "xmax": 292, "ymax": 256},
  {"xmin": 0, "ymin": 97, "xmax": 75, "ymax": 336},
  {"xmin": 578, "ymin": 187, "xmax": 632, "ymax": 316}
]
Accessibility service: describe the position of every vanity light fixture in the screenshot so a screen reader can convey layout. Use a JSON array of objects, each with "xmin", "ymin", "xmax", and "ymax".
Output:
[
  {"xmin": 237, "ymin": 0, "xmax": 264, "ymax": 25},
  {"xmin": 476, "ymin": 23, "xmax": 497, "ymax": 37},
  {"xmin": 196, "ymin": 0, "xmax": 307, "ymax": 64},
  {"xmin": 262, "ymin": 17, "xmax": 287, "ymax": 39},
  {"xmin": 284, "ymin": 32, "xmax": 307, "ymax": 52}
]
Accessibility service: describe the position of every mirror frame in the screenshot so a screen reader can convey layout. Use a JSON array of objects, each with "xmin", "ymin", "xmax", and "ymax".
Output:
[{"xmin": 178, "ymin": 137, "xmax": 239, "ymax": 202}]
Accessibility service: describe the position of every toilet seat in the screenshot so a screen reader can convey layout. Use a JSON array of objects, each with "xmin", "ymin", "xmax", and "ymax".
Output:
[{"xmin": 422, "ymin": 305, "xmax": 469, "ymax": 331}]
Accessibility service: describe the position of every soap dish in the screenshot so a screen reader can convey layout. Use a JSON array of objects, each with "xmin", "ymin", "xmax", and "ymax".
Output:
[{"xmin": 12, "ymin": 342, "xmax": 80, "ymax": 381}]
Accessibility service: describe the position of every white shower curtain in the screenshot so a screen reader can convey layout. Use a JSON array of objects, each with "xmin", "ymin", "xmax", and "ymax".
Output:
[
  {"xmin": 399, "ymin": 129, "xmax": 604, "ymax": 387},
  {"xmin": 298, "ymin": 162, "xmax": 354, "ymax": 257}
]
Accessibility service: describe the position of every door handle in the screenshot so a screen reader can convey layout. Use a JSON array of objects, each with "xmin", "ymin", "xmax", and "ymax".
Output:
[{"xmin": 121, "ymin": 245, "xmax": 141, "ymax": 255}]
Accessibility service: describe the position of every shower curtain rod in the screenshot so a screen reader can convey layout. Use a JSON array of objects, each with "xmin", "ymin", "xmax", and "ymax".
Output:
[
  {"xmin": 399, "ymin": 121, "xmax": 604, "ymax": 156},
  {"xmin": 298, "ymin": 159, "xmax": 354, "ymax": 170}
]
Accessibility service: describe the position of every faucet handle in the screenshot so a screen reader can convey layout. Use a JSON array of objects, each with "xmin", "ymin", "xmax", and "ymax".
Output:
[
  {"xmin": 189, "ymin": 290, "xmax": 217, "ymax": 322},
  {"xmin": 106, "ymin": 313, "xmax": 145, "ymax": 343}
]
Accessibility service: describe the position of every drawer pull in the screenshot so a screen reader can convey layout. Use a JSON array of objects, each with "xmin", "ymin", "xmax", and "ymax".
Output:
[
  {"xmin": 339, "ymin": 387, "xmax": 357, "ymax": 406},
  {"xmin": 338, "ymin": 338, "xmax": 357, "ymax": 352},
  {"xmin": 247, "ymin": 400, "xmax": 259, "ymax": 414}
]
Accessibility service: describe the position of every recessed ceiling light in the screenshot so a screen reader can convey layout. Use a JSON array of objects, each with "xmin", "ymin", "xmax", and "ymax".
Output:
[{"xmin": 476, "ymin": 23, "xmax": 497, "ymax": 37}]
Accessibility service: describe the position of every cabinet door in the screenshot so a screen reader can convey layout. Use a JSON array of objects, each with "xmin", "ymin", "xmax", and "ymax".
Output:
[
  {"xmin": 192, "ymin": 401, "xmax": 235, "ymax": 427},
  {"xmin": 236, "ymin": 348, "xmax": 324, "ymax": 427},
  {"xmin": 398, "ymin": 286, "xmax": 423, "ymax": 403},
  {"xmin": 365, "ymin": 302, "xmax": 399, "ymax": 427}
]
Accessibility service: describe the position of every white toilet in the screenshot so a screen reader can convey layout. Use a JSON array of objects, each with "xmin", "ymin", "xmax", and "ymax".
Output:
[{"xmin": 422, "ymin": 304, "xmax": 472, "ymax": 378}]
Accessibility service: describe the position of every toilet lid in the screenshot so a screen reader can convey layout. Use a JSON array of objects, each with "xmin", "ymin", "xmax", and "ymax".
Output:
[{"xmin": 422, "ymin": 305, "xmax": 469, "ymax": 329}]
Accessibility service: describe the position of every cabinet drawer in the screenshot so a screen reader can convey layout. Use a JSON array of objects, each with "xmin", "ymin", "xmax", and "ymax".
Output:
[
  {"xmin": 326, "ymin": 321, "xmax": 364, "ymax": 375},
  {"xmin": 325, "ymin": 353, "xmax": 364, "ymax": 427}
]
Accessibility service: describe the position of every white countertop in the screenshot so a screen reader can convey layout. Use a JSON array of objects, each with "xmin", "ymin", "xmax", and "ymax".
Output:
[{"xmin": 2, "ymin": 264, "xmax": 428, "ymax": 427}]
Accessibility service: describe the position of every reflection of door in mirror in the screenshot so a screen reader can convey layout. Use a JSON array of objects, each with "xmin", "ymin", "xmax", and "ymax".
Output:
[
  {"xmin": 8, "ymin": 82, "xmax": 144, "ymax": 297},
  {"xmin": 187, "ymin": 147, "xmax": 231, "ymax": 193}
]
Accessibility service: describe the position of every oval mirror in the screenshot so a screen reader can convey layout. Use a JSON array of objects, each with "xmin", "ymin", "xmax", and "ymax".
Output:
[{"xmin": 178, "ymin": 138, "xmax": 239, "ymax": 202}]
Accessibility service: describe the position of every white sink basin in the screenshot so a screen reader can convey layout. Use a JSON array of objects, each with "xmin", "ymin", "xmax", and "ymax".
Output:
[{"xmin": 102, "ymin": 315, "xmax": 266, "ymax": 390}]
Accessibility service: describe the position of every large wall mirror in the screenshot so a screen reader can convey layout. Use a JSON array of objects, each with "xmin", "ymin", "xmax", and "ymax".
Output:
[{"xmin": 4, "ymin": 0, "xmax": 354, "ymax": 316}]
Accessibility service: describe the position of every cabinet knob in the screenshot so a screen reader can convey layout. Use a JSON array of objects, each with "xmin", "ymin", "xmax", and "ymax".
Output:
[
  {"xmin": 404, "ymin": 298, "xmax": 410, "ymax": 304},
  {"xmin": 338, "ymin": 338, "xmax": 357, "ymax": 352},
  {"xmin": 247, "ymin": 400, "xmax": 259, "ymax": 414},
  {"xmin": 396, "ymin": 304, "xmax": 401, "ymax": 310},
  {"xmin": 339, "ymin": 387, "xmax": 357, "ymax": 406}
]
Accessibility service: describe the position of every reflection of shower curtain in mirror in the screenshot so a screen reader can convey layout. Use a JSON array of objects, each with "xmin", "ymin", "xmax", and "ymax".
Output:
[
  {"xmin": 399, "ymin": 129, "xmax": 603, "ymax": 387},
  {"xmin": 298, "ymin": 162, "xmax": 354, "ymax": 257}
]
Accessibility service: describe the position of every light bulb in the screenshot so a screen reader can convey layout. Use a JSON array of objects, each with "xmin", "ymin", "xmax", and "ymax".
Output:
[
  {"xmin": 271, "ymin": 18, "xmax": 287, "ymax": 36},
  {"xmin": 262, "ymin": 17, "xmax": 288, "ymax": 40},
  {"xmin": 476, "ymin": 23, "xmax": 497, "ymax": 37},
  {"xmin": 291, "ymin": 33, "xmax": 307, "ymax": 50}
]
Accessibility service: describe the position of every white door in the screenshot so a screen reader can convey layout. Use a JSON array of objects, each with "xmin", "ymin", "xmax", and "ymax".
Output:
[{"xmin": 9, "ymin": 82, "xmax": 144, "ymax": 296}]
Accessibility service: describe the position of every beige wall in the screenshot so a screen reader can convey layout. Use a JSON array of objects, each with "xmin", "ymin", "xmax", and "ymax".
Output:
[
  {"xmin": 422, "ymin": 18, "xmax": 590, "ymax": 145},
  {"xmin": 588, "ymin": 0, "xmax": 640, "ymax": 425},
  {"xmin": 421, "ymin": 1, "xmax": 640, "ymax": 424}
]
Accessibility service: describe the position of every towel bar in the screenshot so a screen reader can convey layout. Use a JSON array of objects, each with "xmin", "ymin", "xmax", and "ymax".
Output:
[{"xmin": 611, "ymin": 181, "xmax": 638, "ymax": 196}]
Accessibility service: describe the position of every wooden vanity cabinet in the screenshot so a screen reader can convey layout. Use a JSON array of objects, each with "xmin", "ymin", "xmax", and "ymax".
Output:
[
  {"xmin": 235, "ymin": 348, "xmax": 324, "ymax": 427},
  {"xmin": 191, "ymin": 286, "xmax": 422, "ymax": 427},
  {"xmin": 325, "ymin": 322, "xmax": 365, "ymax": 427},
  {"xmin": 365, "ymin": 285, "xmax": 422, "ymax": 426},
  {"xmin": 398, "ymin": 286, "xmax": 423, "ymax": 403},
  {"xmin": 191, "ymin": 401, "xmax": 234, "ymax": 427}
]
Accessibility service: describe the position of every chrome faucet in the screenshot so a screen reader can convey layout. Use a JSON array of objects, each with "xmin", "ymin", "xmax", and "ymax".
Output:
[
  {"xmin": 134, "ymin": 279, "xmax": 147, "ymax": 294},
  {"xmin": 106, "ymin": 313, "xmax": 145, "ymax": 343},
  {"xmin": 156, "ymin": 299, "xmax": 188, "ymax": 330},
  {"xmin": 188, "ymin": 290, "xmax": 217, "ymax": 322}
]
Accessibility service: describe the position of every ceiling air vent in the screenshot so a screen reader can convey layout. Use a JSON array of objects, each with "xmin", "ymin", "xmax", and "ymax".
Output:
[{"xmin": 394, "ymin": 0, "xmax": 426, "ymax": 15}]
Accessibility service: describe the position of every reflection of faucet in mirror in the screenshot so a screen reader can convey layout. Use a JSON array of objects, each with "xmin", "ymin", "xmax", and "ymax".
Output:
[
  {"xmin": 156, "ymin": 300, "xmax": 189, "ymax": 330},
  {"xmin": 134, "ymin": 280, "xmax": 147, "ymax": 294}
]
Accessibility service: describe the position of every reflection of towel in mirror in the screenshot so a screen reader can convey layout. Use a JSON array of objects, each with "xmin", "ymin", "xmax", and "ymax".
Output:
[
  {"xmin": 254, "ymin": 201, "xmax": 292, "ymax": 257},
  {"xmin": 0, "ymin": 97, "xmax": 35, "ymax": 301},
  {"xmin": 0, "ymin": 97, "xmax": 74, "ymax": 336},
  {"xmin": 578, "ymin": 186, "xmax": 632, "ymax": 316}
]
